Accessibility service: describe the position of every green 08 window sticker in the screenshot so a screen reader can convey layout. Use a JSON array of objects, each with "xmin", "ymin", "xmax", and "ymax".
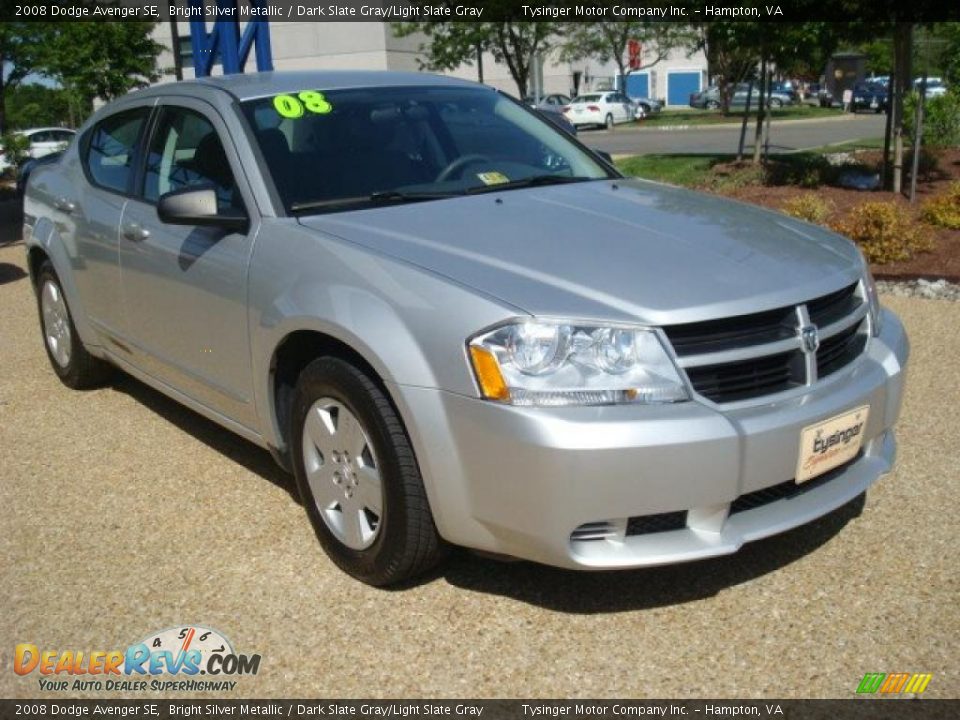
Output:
[{"xmin": 272, "ymin": 91, "xmax": 333, "ymax": 118}]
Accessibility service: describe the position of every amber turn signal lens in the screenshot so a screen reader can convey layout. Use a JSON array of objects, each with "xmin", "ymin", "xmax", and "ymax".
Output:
[{"xmin": 469, "ymin": 346, "xmax": 510, "ymax": 402}]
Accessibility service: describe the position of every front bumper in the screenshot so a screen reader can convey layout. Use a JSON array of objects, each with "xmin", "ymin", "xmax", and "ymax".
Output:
[{"xmin": 395, "ymin": 308, "xmax": 909, "ymax": 570}]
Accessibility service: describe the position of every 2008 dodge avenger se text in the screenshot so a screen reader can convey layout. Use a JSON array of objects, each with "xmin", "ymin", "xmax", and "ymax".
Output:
[{"xmin": 23, "ymin": 71, "xmax": 908, "ymax": 586}]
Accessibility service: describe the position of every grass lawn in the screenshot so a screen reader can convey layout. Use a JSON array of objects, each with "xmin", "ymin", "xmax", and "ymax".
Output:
[
  {"xmin": 641, "ymin": 105, "xmax": 843, "ymax": 127},
  {"xmin": 615, "ymin": 138, "xmax": 885, "ymax": 188},
  {"xmin": 615, "ymin": 154, "xmax": 729, "ymax": 187}
]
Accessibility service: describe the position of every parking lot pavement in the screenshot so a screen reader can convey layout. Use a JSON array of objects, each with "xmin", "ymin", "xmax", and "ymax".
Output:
[
  {"xmin": 587, "ymin": 114, "xmax": 887, "ymax": 156},
  {"xmin": 0, "ymin": 240, "xmax": 957, "ymax": 699}
]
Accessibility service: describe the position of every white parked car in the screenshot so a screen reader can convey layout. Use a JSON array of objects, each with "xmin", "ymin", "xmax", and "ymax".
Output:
[
  {"xmin": 563, "ymin": 92, "xmax": 636, "ymax": 130},
  {"xmin": 915, "ymin": 77, "xmax": 948, "ymax": 99},
  {"xmin": 0, "ymin": 127, "xmax": 76, "ymax": 173}
]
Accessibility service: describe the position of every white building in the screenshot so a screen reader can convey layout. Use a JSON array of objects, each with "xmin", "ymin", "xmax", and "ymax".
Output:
[{"xmin": 151, "ymin": 22, "xmax": 707, "ymax": 106}]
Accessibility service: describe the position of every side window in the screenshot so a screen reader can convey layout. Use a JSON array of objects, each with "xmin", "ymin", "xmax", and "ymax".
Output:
[
  {"xmin": 83, "ymin": 109, "xmax": 149, "ymax": 194},
  {"xmin": 143, "ymin": 106, "xmax": 241, "ymax": 211}
]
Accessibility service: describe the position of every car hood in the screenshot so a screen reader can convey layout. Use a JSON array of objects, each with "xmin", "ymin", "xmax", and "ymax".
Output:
[{"xmin": 298, "ymin": 179, "xmax": 863, "ymax": 325}]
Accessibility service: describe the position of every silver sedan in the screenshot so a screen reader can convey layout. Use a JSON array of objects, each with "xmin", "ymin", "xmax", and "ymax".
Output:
[{"xmin": 24, "ymin": 71, "xmax": 908, "ymax": 585}]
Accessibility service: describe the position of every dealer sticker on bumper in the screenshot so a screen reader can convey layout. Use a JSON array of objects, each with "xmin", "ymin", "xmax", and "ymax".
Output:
[{"xmin": 796, "ymin": 405, "xmax": 869, "ymax": 484}]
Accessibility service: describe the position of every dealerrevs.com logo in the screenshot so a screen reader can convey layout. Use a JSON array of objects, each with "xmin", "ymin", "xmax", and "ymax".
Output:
[{"xmin": 14, "ymin": 626, "xmax": 261, "ymax": 692}]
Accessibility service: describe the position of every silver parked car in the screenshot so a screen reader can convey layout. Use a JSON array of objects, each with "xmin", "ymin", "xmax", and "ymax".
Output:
[{"xmin": 24, "ymin": 71, "xmax": 908, "ymax": 585}]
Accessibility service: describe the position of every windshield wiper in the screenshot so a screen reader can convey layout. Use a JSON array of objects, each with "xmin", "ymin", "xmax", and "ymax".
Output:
[
  {"xmin": 465, "ymin": 175, "xmax": 593, "ymax": 195},
  {"xmin": 290, "ymin": 190, "xmax": 463, "ymax": 214}
]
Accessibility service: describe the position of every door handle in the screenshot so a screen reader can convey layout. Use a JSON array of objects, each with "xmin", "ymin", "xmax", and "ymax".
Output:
[
  {"xmin": 54, "ymin": 197, "xmax": 76, "ymax": 213},
  {"xmin": 121, "ymin": 223, "xmax": 150, "ymax": 242}
]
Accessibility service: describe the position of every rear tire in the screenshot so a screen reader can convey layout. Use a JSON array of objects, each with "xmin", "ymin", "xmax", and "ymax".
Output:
[
  {"xmin": 36, "ymin": 261, "xmax": 112, "ymax": 389},
  {"xmin": 604, "ymin": 113, "xmax": 614, "ymax": 130},
  {"xmin": 289, "ymin": 357, "xmax": 445, "ymax": 586},
  {"xmin": 705, "ymin": 100, "xmax": 720, "ymax": 110}
]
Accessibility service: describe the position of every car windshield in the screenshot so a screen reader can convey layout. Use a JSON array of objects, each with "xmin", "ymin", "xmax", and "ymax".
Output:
[
  {"xmin": 242, "ymin": 85, "xmax": 612, "ymax": 214},
  {"xmin": 572, "ymin": 95, "xmax": 603, "ymax": 103}
]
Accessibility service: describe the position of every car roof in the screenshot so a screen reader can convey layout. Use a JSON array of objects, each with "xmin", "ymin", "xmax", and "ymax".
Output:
[{"xmin": 127, "ymin": 70, "xmax": 484, "ymax": 102}]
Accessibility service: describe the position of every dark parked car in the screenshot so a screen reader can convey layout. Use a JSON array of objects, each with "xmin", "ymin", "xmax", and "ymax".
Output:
[
  {"xmin": 851, "ymin": 82, "xmax": 888, "ymax": 113},
  {"xmin": 770, "ymin": 82, "xmax": 799, "ymax": 103},
  {"xmin": 689, "ymin": 84, "xmax": 795, "ymax": 110}
]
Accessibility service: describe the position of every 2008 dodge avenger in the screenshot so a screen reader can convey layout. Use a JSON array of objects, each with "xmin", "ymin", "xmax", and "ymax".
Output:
[{"xmin": 23, "ymin": 71, "xmax": 908, "ymax": 585}]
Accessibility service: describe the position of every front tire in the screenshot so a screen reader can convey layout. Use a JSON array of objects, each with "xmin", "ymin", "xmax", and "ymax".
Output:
[
  {"xmin": 290, "ymin": 357, "xmax": 444, "ymax": 586},
  {"xmin": 36, "ymin": 261, "xmax": 112, "ymax": 389}
]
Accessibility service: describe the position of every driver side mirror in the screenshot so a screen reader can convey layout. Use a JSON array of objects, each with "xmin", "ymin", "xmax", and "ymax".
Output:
[{"xmin": 157, "ymin": 187, "xmax": 248, "ymax": 233}]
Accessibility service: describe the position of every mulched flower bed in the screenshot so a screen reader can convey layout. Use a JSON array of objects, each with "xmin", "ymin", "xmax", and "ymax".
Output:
[{"xmin": 717, "ymin": 148, "xmax": 960, "ymax": 282}]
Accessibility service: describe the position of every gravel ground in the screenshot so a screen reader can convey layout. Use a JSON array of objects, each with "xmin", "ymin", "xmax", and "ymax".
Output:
[
  {"xmin": 877, "ymin": 278, "xmax": 960, "ymax": 301},
  {"xmin": 1, "ymin": 241, "xmax": 958, "ymax": 699}
]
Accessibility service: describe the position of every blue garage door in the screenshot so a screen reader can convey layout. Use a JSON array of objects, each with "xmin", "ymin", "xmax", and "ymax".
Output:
[
  {"xmin": 667, "ymin": 71, "xmax": 701, "ymax": 106},
  {"xmin": 625, "ymin": 73, "xmax": 649, "ymax": 98}
]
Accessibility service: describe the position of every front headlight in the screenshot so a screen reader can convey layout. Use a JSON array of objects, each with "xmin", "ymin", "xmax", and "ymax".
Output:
[
  {"xmin": 467, "ymin": 320, "xmax": 689, "ymax": 406},
  {"xmin": 863, "ymin": 267, "xmax": 883, "ymax": 337}
]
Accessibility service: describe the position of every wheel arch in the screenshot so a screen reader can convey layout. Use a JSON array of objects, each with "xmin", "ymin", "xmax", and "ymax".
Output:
[
  {"xmin": 266, "ymin": 327, "xmax": 409, "ymax": 470},
  {"xmin": 27, "ymin": 244, "xmax": 50, "ymax": 287},
  {"xmin": 24, "ymin": 220, "xmax": 100, "ymax": 350}
]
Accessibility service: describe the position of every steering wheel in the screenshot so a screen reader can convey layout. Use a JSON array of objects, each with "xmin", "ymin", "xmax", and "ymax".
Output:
[{"xmin": 435, "ymin": 154, "xmax": 491, "ymax": 182}]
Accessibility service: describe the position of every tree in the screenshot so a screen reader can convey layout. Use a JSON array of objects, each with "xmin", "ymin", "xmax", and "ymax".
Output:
[
  {"xmin": 4, "ymin": 83, "xmax": 72, "ymax": 129},
  {"xmin": 393, "ymin": 18, "xmax": 558, "ymax": 97},
  {"xmin": 0, "ymin": 23, "xmax": 52, "ymax": 133},
  {"xmin": 41, "ymin": 23, "xmax": 163, "ymax": 119},
  {"xmin": 933, "ymin": 23, "xmax": 960, "ymax": 88},
  {"xmin": 692, "ymin": 22, "xmax": 761, "ymax": 114},
  {"xmin": 558, "ymin": 21, "xmax": 692, "ymax": 90},
  {"xmin": 0, "ymin": 21, "xmax": 162, "ymax": 133}
]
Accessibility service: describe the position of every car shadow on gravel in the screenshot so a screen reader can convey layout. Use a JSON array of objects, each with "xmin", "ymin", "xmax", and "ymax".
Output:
[
  {"xmin": 109, "ymin": 375, "xmax": 300, "ymax": 503},
  {"xmin": 0, "ymin": 262, "xmax": 27, "ymax": 285},
  {"xmin": 102, "ymin": 370, "xmax": 865, "ymax": 608},
  {"xmin": 0, "ymin": 198, "xmax": 23, "ymax": 247},
  {"xmin": 437, "ymin": 495, "xmax": 866, "ymax": 612}
]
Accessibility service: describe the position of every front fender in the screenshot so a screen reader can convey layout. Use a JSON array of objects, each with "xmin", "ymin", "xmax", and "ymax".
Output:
[{"xmin": 247, "ymin": 222, "xmax": 519, "ymax": 450}]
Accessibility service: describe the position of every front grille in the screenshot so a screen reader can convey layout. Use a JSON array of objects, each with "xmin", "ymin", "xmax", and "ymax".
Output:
[
  {"xmin": 664, "ymin": 306, "xmax": 797, "ymax": 356},
  {"xmin": 626, "ymin": 511, "xmax": 687, "ymax": 536},
  {"xmin": 818, "ymin": 321, "xmax": 868, "ymax": 378},
  {"xmin": 664, "ymin": 282, "xmax": 867, "ymax": 404},
  {"xmin": 807, "ymin": 282, "xmax": 860, "ymax": 326},
  {"xmin": 683, "ymin": 350, "xmax": 802, "ymax": 404},
  {"xmin": 730, "ymin": 452, "xmax": 862, "ymax": 515}
]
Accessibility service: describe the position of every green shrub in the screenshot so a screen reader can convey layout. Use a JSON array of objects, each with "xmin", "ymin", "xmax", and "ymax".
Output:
[
  {"xmin": 0, "ymin": 132, "xmax": 31, "ymax": 173},
  {"xmin": 782, "ymin": 194, "xmax": 834, "ymax": 224},
  {"xmin": 904, "ymin": 90, "xmax": 960, "ymax": 149},
  {"xmin": 766, "ymin": 154, "xmax": 834, "ymax": 188},
  {"xmin": 921, "ymin": 182, "xmax": 960, "ymax": 229},
  {"xmin": 831, "ymin": 201, "xmax": 933, "ymax": 264}
]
